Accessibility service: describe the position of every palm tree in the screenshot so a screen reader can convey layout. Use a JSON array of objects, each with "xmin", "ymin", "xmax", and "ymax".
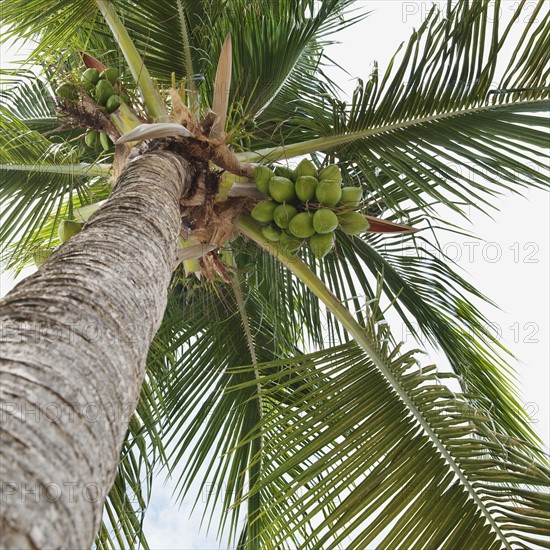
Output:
[{"xmin": 1, "ymin": 0, "xmax": 549, "ymax": 548}]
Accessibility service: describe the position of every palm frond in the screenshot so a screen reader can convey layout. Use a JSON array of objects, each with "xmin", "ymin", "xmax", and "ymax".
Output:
[
  {"xmin": 203, "ymin": 0, "xmax": 362, "ymax": 118},
  {"xmin": 232, "ymin": 238, "xmax": 332, "ymax": 349},
  {"xmin": 0, "ymin": 70, "xmax": 57, "ymax": 131},
  {"xmin": 139, "ymin": 265, "xmax": 341, "ymax": 547},
  {"xmin": 130, "ymin": 230, "xmax": 549, "ymax": 548},
  {"xmin": 240, "ymin": 0, "xmax": 549, "ymax": 221},
  {"xmin": 0, "ymin": 0, "xmax": 99, "ymax": 63},
  {"xmin": 151, "ymin": 282, "xmax": 263, "ymax": 545},
  {"xmin": 311, "ymin": 225, "xmax": 540, "ymax": 449},
  {"xmin": 104, "ymin": 0, "xmax": 363, "ymax": 123},
  {"xmin": 0, "ymin": 105, "xmax": 111, "ymax": 270},
  {"xmin": 1, "ymin": 2, "xmax": 548, "ymax": 548},
  {"xmin": 210, "ymin": 33, "xmax": 233, "ymax": 139},
  {"xmin": 0, "ymin": 70, "xmax": 120, "ymax": 158},
  {"xmin": 227, "ymin": 324, "xmax": 550, "ymax": 548},
  {"xmin": 231, "ymin": 210, "xmax": 541, "ymax": 449},
  {"xmin": 0, "ymin": 64, "xmax": 118, "ymax": 271}
]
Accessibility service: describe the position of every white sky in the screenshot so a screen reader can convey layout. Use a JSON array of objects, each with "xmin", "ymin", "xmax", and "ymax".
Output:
[{"xmin": 1, "ymin": 2, "xmax": 549, "ymax": 548}]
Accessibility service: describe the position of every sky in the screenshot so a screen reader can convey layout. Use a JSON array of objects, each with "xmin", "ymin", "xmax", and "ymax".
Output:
[{"xmin": 1, "ymin": 2, "xmax": 549, "ymax": 549}]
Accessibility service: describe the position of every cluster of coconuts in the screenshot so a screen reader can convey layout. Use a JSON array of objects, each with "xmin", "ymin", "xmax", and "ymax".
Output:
[
  {"xmin": 32, "ymin": 220, "xmax": 83, "ymax": 267},
  {"xmin": 56, "ymin": 66, "xmax": 130, "ymax": 151},
  {"xmin": 251, "ymin": 159, "xmax": 369, "ymax": 258}
]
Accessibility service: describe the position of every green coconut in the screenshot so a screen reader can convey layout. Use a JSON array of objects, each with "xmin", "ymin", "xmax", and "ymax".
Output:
[
  {"xmin": 261, "ymin": 223, "xmax": 282, "ymax": 242},
  {"xmin": 33, "ymin": 248, "xmax": 54, "ymax": 268},
  {"xmin": 339, "ymin": 187, "xmax": 363, "ymax": 207},
  {"xmin": 294, "ymin": 158, "xmax": 317, "ymax": 179},
  {"xmin": 251, "ymin": 199, "xmax": 278, "ymax": 223},
  {"xmin": 279, "ymin": 232, "xmax": 303, "ymax": 256},
  {"xmin": 313, "ymin": 208, "xmax": 338, "ymax": 234},
  {"xmin": 295, "ymin": 176, "xmax": 318, "ymax": 203},
  {"xmin": 56, "ymin": 83, "xmax": 77, "ymax": 100},
  {"xmin": 310, "ymin": 231, "xmax": 336, "ymax": 259},
  {"xmin": 95, "ymin": 79, "xmax": 114, "ymax": 106},
  {"xmin": 316, "ymin": 180, "xmax": 342, "ymax": 207},
  {"xmin": 319, "ymin": 164, "xmax": 342, "ymax": 184},
  {"xmin": 99, "ymin": 132, "xmax": 112, "ymax": 151},
  {"xmin": 254, "ymin": 165, "xmax": 274, "ymax": 194},
  {"xmin": 273, "ymin": 203, "xmax": 298, "ymax": 229},
  {"xmin": 269, "ymin": 176, "xmax": 296, "ymax": 203},
  {"xmin": 337, "ymin": 211, "xmax": 370, "ymax": 235},
  {"xmin": 100, "ymin": 67, "xmax": 119, "ymax": 86},
  {"xmin": 81, "ymin": 68, "xmax": 100, "ymax": 91},
  {"xmin": 106, "ymin": 94, "xmax": 123, "ymax": 113},
  {"xmin": 288, "ymin": 212, "xmax": 315, "ymax": 239},
  {"xmin": 58, "ymin": 220, "xmax": 82, "ymax": 243},
  {"xmin": 274, "ymin": 165, "xmax": 296, "ymax": 181},
  {"xmin": 84, "ymin": 129, "xmax": 99, "ymax": 148}
]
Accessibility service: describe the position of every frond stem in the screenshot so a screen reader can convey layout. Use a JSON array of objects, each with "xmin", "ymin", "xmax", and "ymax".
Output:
[
  {"xmin": 229, "ymin": 267, "xmax": 264, "ymax": 434},
  {"xmin": 228, "ymin": 258, "xmax": 264, "ymax": 545},
  {"xmin": 0, "ymin": 163, "xmax": 111, "ymax": 177},
  {"xmin": 236, "ymin": 98, "xmax": 547, "ymax": 163}
]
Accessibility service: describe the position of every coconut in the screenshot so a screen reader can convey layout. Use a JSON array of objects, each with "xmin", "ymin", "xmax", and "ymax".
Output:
[
  {"xmin": 251, "ymin": 199, "xmax": 278, "ymax": 223},
  {"xmin": 295, "ymin": 176, "xmax": 318, "ymax": 203},
  {"xmin": 99, "ymin": 132, "xmax": 112, "ymax": 151},
  {"xmin": 100, "ymin": 67, "xmax": 119, "ymax": 86},
  {"xmin": 274, "ymin": 165, "xmax": 296, "ymax": 181},
  {"xmin": 58, "ymin": 220, "xmax": 82, "ymax": 243},
  {"xmin": 279, "ymin": 232, "xmax": 303, "ymax": 255},
  {"xmin": 254, "ymin": 165, "xmax": 274, "ymax": 194},
  {"xmin": 313, "ymin": 209, "xmax": 338, "ymax": 234},
  {"xmin": 84, "ymin": 130, "xmax": 99, "ymax": 148},
  {"xmin": 95, "ymin": 79, "xmax": 115, "ymax": 106},
  {"xmin": 273, "ymin": 203, "xmax": 298, "ymax": 229},
  {"xmin": 294, "ymin": 158, "xmax": 317, "ymax": 178},
  {"xmin": 56, "ymin": 83, "xmax": 77, "ymax": 100},
  {"xmin": 33, "ymin": 248, "xmax": 54, "ymax": 268},
  {"xmin": 288, "ymin": 212, "xmax": 315, "ymax": 239},
  {"xmin": 310, "ymin": 231, "xmax": 336, "ymax": 259},
  {"xmin": 269, "ymin": 176, "xmax": 296, "ymax": 203},
  {"xmin": 316, "ymin": 180, "xmax": 342, "ymax": 207},
  {"xmin": 339, "ymin": 187, "xmax": 363, "ymax": 207},
  {"xmin": 106, "ymin": 95, "xmax": 123, "ymax": 113},
  {"xmin": 261, "ymin": 223, "xmax": 282, "ymax": 242},
  {"xmin": 319, "ymin": 164, "xmax": 342, "ymax": 184},
  {"xmin": 81, "ymin": 68, "xmax": 100, "ymax": 90},
  {"xmin": 337, "ymin": 211, "xmax": 370, "ymax": 235}
]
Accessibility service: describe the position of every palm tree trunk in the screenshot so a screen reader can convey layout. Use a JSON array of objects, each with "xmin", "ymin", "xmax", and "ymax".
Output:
[{"xmin": 0, "ymin": 151, "xmax": 192, "ymax": 548}]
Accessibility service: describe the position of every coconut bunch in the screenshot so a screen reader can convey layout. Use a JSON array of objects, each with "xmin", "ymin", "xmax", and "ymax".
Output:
[
  {"xmin": 251, "ymin": 159, "xmax": 369, "ymax": 258},
  {"xmin": 55, "ymin": 65, "xmax": 130, "ymax": 151}
]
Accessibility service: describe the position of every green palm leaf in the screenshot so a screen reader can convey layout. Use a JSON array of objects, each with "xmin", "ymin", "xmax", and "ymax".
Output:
[
  {"xmin": 241, "ymin": 0, "xmax": 549, "ymax": 219},
  {"xmin": 228, "ymin": 333, "xmax": 549, "ymax": 548},
  {"xmin": 0, "ymin": 109, "xmax": 110, "ymax": 269},
  {"xmin": 0, "ymin": 70, "xmax": 57, "ymax": 131},
  {"xmin": 0, "ymin": 0, "xmax": 98, "ymax": 63},
  {"xmin": 320, "ymin": 227, "xmax": 538, "ymax": 447},
  {"xmin": 147, "ymin": 277, "xmax": 307, "ymax": 546},
  {"xmin": 99, "ymin": 0, "xmax": 363, "ymax": 132},
  {"xmin": 96, "ymin": 416, "xmax": 153, "ymax": 550}
]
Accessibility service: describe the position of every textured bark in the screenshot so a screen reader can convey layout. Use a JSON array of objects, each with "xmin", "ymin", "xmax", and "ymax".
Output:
[{"xmin": 0, "ymin": 151, "xmax": 192, "ymax": 548}]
